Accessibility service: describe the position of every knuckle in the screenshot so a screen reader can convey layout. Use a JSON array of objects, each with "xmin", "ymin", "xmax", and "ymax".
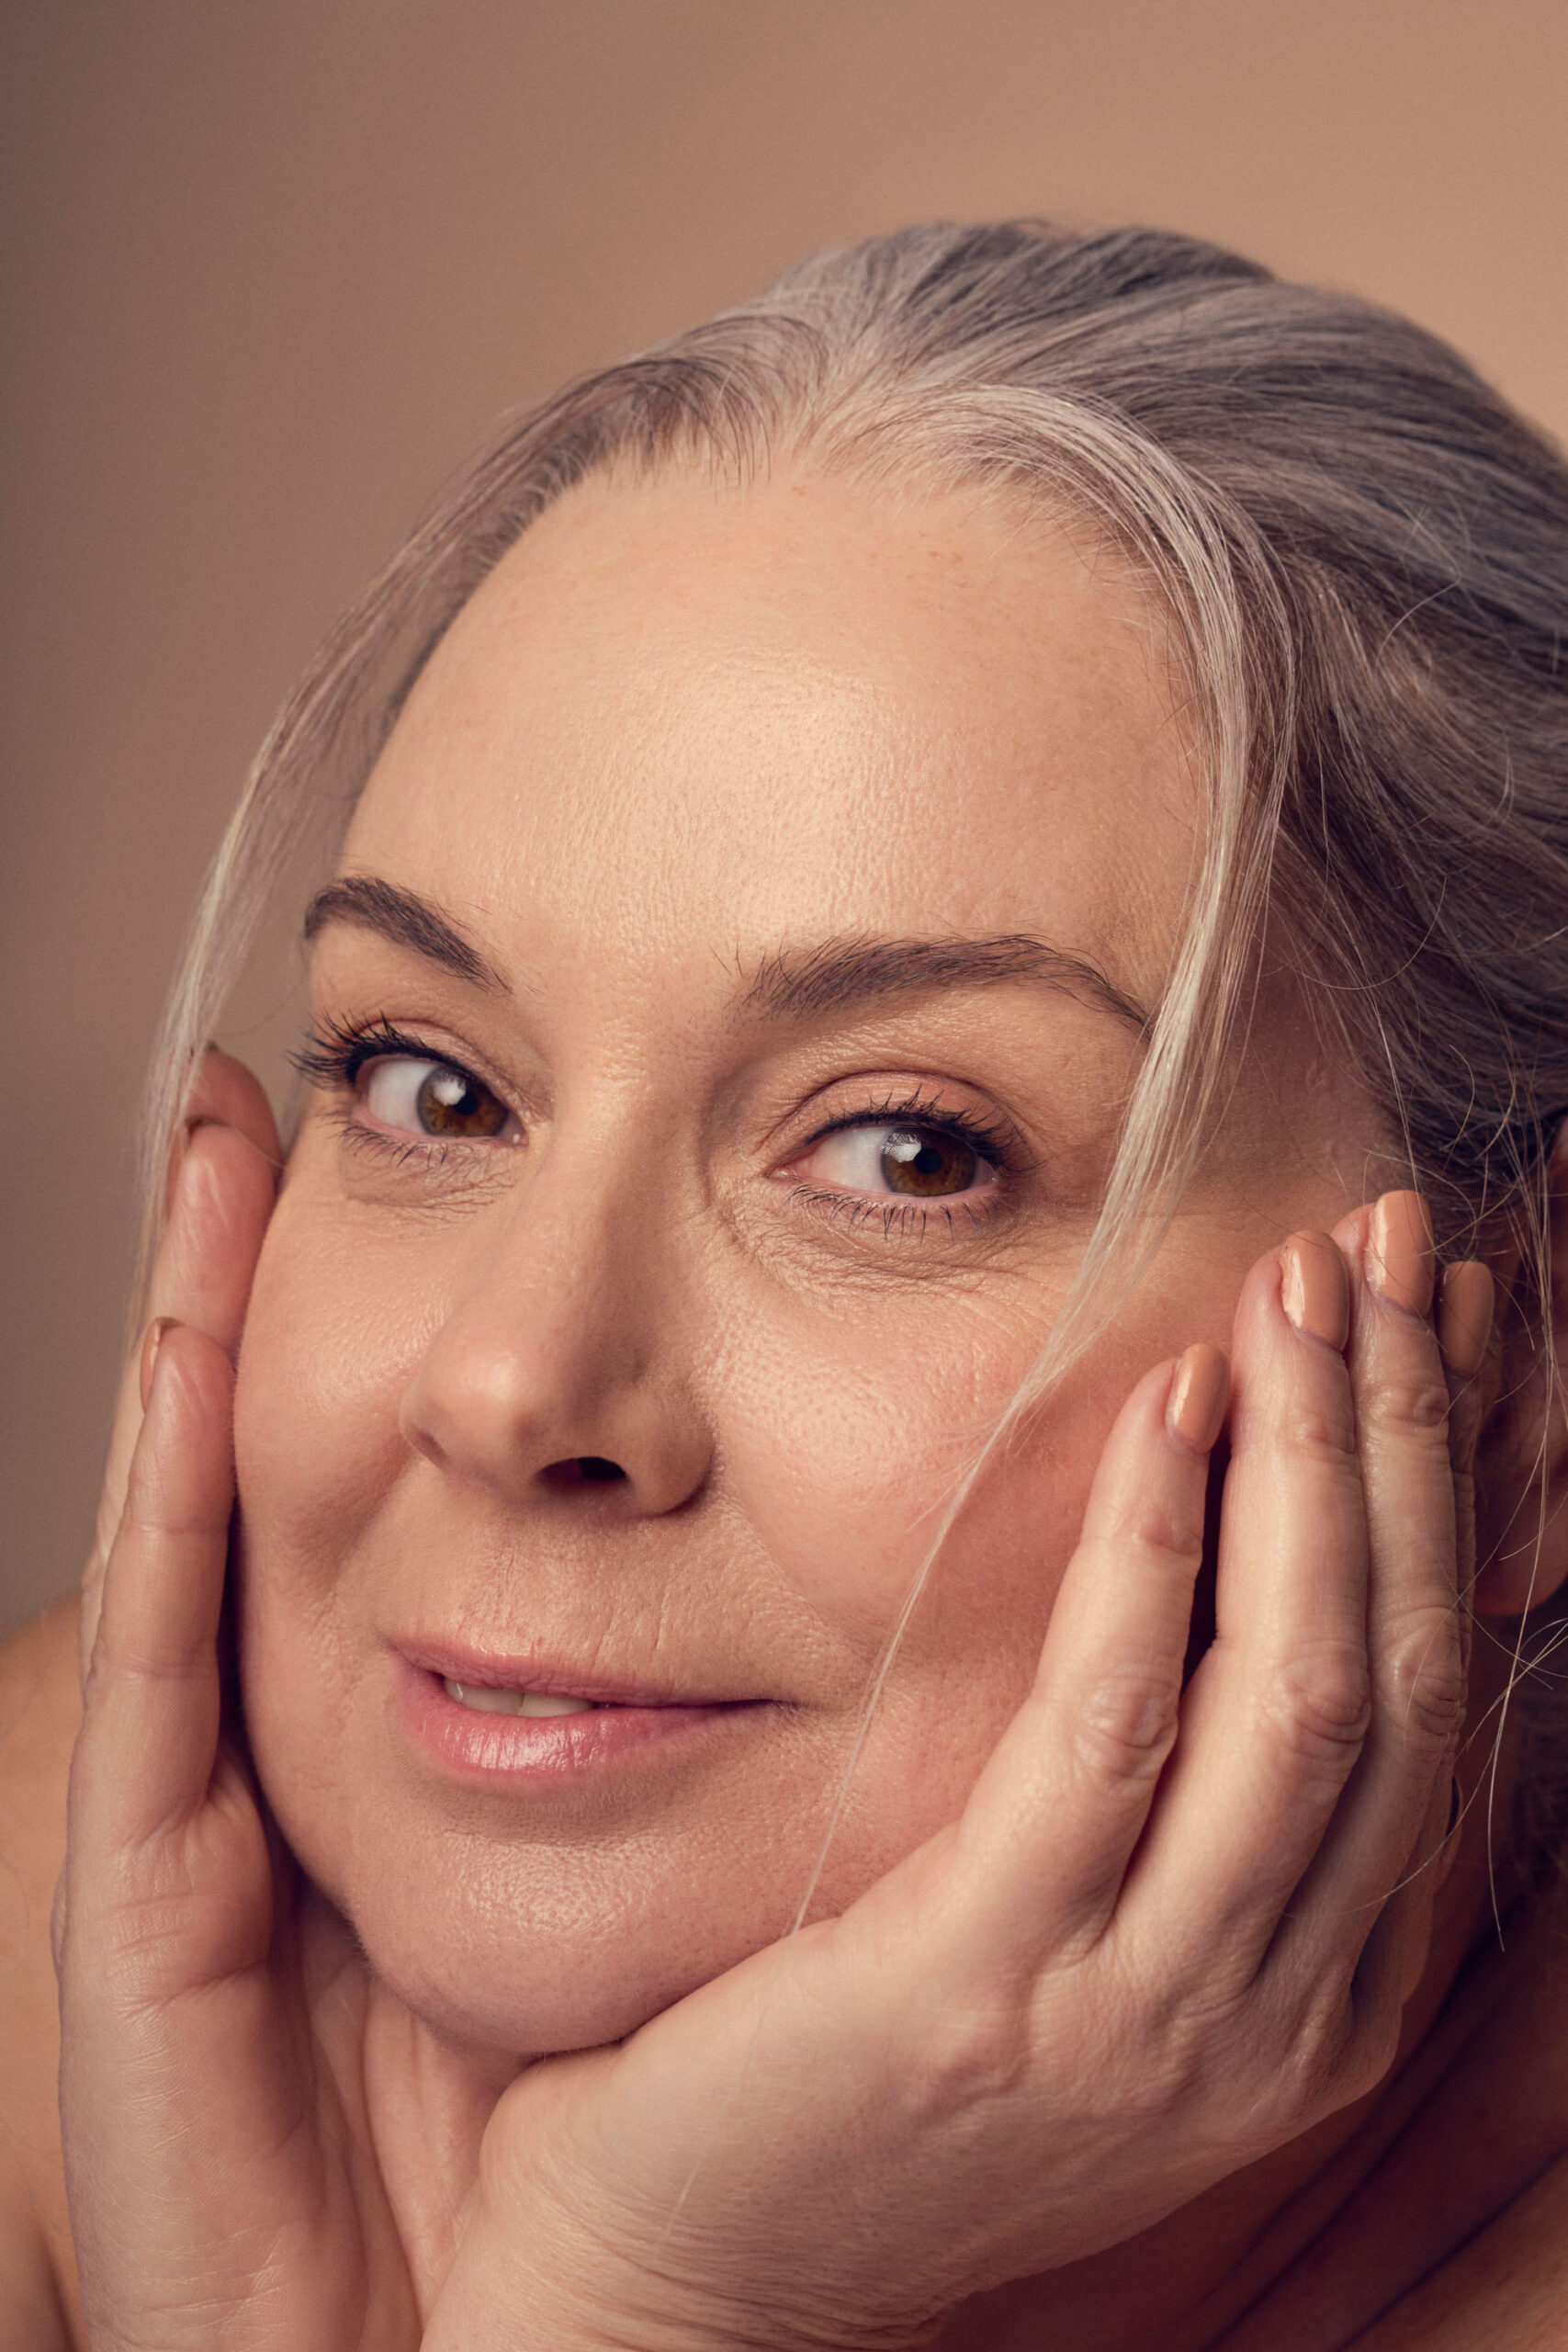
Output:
[
  {"xmin": 119, "ymin": 1486, "xmax": 224, "ymax": 1544},
  {"xmin": 1073, "ymin": 1668, "xmax": 1179, "ymax": 1787},
  {"xmin": 1282, "ymin": 1980, "xmax": 1399, "ymax": 2115},
  {"xmin": 1272, "ymin": 1987, "xmax": 1361, "ymax": 2116},
  {"xmin": 1379, "ymin": 1609, "xmax": 1466, "ymax": 1750},
  {"xmin": 906, "ymin": 1997, "xmax": 1033, "ymax": 2122},
  {"xmin": 1284, "ymin": 1402, "xmax": 1359, "ymax": 1463},
  {"xmin": 1359, "ymin": 1374, "xmax": 1451, "ymax": 1443},
  {"xmin": 1110, "ymin": 1497, "xmax": 1205, "ymax": 1570},
  {"xmin": 1262, "ymin": 1641, "xmax": 1371, "ymax": 1767}
]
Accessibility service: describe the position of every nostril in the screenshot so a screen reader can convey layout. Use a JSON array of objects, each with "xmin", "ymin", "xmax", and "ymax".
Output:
[{"xmin": 539, "ymin": 1454, "xmax": 629, "ymax": 1492}]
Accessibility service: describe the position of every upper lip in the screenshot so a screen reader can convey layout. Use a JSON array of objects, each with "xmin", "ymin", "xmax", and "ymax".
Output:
[{"xmin": 390, "ymin": 1634, "xmax": 757, "ymax": 1710}]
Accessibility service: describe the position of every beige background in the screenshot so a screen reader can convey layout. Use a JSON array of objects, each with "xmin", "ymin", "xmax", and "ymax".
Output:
[{"xmin": 5, "ymin": 0, "xmax": 1568, "ymax": 1634}]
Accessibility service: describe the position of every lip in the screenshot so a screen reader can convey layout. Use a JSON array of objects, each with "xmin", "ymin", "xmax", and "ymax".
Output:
[
  {"xmin": 389, "ymin": 1639, "xmax": 764, "ymax": 1782},
  {"xmin": 393, "ymin": 1635, "xmax": 742, "ymax": 1710}
]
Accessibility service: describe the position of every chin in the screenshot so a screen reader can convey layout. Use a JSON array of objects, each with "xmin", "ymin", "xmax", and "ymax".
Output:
[
  {"xmin": 276, "ymin": 1797, "xmax": 816, "ymax": 2059},
  {"xmin": 357, "ymin": 1919, "xmax": 682, "ymax": 2057}
]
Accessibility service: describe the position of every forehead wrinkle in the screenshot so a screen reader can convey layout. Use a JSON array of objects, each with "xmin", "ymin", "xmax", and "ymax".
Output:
[{"xmin": 736, "ymin": 934, "xmax": 1152, "ymax": 1036}]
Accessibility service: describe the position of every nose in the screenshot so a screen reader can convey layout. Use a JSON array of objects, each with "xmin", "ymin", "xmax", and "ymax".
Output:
[{"xmin": 397, "ymin": 1148, "xmax": 712, "ymax": 1516}]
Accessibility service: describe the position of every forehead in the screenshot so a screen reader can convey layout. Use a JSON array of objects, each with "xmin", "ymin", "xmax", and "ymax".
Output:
[{"xmin": 345, "ymin": 468, "xmax": 1199, "ymax": 1004}]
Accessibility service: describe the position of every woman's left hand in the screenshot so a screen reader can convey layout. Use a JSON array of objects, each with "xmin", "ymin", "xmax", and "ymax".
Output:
[{"xmin": 427, "ymin": 1194, "xmax": 1487, "ymax": 2351}]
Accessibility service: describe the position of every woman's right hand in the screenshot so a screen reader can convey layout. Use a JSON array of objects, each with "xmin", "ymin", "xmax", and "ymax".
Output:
[
  {"xmin": 58, "ymin": 1090, "xmax": 1491, "ymax": 2350},
  {"xmin": 57, "ymin": 1052, "xmax": 495, "ymax": 2349},
  {"xmin": 76, "ymin": 1048, "xmax": 279, "ymax": 1683}
]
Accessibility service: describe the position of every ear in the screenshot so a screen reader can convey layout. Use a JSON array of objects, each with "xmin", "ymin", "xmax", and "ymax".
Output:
[{"xmin": 1472, "ymin": 1127, "xmax": 1568, "ymax": 1619}]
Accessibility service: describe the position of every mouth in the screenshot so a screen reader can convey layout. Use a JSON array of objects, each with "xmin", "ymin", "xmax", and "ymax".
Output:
[
  {"xmin": 389, "ymin": 1639, "xmax": 766, "ymax": 1781},
  {"xmin": 442, "ymin": 1681, "xmax": 602, "ymax": 1718}
]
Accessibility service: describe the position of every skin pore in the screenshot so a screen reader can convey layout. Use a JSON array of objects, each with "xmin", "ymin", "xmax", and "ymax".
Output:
[
  {"xmin": 32, "ymin": 456, "xmax": 1566, "ymax": 2352},
  {"xmin": 234, "ymin": 465, "xmax": 1377, "ymax": 2059}
]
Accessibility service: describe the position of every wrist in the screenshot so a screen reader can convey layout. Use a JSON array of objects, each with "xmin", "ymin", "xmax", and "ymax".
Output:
[{"xmin": 426, "ymin": 2208, "xmax": 949, "ymax": 2352}]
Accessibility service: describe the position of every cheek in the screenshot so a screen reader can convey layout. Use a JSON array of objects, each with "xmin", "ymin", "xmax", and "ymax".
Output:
[
  {"xmin": 233, "ymin": 1190, "xmax": 424, "ymax": 1569},
  {"xmin": 232, "ymin": 1184, "xmax": 462, "ymax": 1935},
  {"xmin": 226, "ymin": 1172, "xmax": 1205, "ymax": 2054},
  {"xmin": 704, "ymin": 1279, "xmax": 1114, "ymax": 1688}
]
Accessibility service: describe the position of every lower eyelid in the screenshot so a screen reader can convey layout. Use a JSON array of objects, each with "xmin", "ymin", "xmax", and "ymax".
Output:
[
  {"xmin": 792, "ymin": 1183, "xmax": 1006, "ymax": 1241},
  {"xmin": 333, "ymin": 1114, "xmax": 517, "ymax": 1183}
]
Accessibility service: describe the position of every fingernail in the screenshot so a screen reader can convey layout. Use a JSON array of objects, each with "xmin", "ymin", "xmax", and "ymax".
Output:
[
  {"xmin": 139, "ymin": 1317, "xmax": 177, "ymax": 1410},
  {"xmin": 1167, "ymin": 1342, "xmax": 1229, "ymax": 1454},
  {"xmin": 1438, "ymin": 1260, "xmax": 1495, "ymax": 1378},
  {"xmin": 1367, "ymin": 1191, "xmax": 1436, "ymax": 1317},
  {"xmin": 1280, "ymin": 1231, "xmax": 1350, "ymax": 1349}
]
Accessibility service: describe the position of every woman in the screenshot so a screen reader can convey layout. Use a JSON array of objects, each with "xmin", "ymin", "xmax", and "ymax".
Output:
[{"xmin": 4, "ymin": 219, "xmax": 1567, "ymax": 2347}]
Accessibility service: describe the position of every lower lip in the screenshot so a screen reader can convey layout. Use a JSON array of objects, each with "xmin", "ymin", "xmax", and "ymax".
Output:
[{"xmin": 397, "ymin": 1660, "xmax": 754, "ymax": 1781}]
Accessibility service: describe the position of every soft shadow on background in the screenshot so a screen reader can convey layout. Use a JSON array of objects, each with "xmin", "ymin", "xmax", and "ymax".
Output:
[{"xmin": 5, "ymin": 0, "xmax": 1568, "ymax": 1634}]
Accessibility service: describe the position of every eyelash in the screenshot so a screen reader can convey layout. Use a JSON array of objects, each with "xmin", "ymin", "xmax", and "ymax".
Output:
[
  {"xmin": 293, "ymin": 1012, "xmax": 458, "ymax": 1094},
  {"xmin": 790, "ymin": 1089, "xmax": 1023, "ymax": 1238},
  {"xmin": 293, "ymin": 1018, "xmax": 1024, "ymax": 1235},
  {"xmin": 291, "ymin": 1014, "xmax": 512, "ymax": 1170}
]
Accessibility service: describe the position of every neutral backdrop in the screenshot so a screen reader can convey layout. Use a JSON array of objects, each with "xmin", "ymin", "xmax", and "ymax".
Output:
[{"xmin": 6, "ymin": 0, "xmax": 1568, "ymax": 1634}]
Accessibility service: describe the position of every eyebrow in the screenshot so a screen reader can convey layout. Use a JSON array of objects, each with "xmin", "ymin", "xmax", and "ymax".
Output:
[
  {"xmin": 303, "ymin": 876, "xmax": 504, "ymax": 989},
  {"xmin": 303, "ymin": 875, "xmax": 1151, "ymax": 1039},
  {"xmin": 739, "ymin": 934, "xmax": 1152, "ymax": 1035}
]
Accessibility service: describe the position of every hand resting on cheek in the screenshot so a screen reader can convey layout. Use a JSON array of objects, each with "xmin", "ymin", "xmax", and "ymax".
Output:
[
  {"xmin": 57, "ymin": 1050, "xmax": 1492, "ymax": 2351},
  {"xmin": 42, "ymin": 217, "xmax": 1568, "ymax": 2347}
]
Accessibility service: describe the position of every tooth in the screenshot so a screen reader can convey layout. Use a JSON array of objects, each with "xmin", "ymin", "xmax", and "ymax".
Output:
[
  {"xmin": 442, "ymin": 1679, "xmax": 595, "ymax": 1718},
  {"xmin": 444, "ymin": 1679, "xmax": 525, "ymax": 1714}
]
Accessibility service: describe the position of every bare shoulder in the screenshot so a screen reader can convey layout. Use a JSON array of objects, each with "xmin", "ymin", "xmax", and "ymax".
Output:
[
  {"xmin": 0, "ymin": 1599, "xmax": 84, "ymax": 2350},
  {"xmin": 1343, "ymin": 1903, "xmax": 1568, "ymax": 2352},
  {"xmin": 1350, "ymin": 2152, "xmax": 1568, "ymax": 2349}
]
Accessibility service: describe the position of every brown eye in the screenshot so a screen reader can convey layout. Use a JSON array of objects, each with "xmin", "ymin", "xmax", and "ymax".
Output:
[
  {"xmin": 795, "ymin": 1115, "xmax": 998, "ymax": 1204},
  {"xmin": 879, "ymin": 1125, "xmax": 981, "ymax": 1196},
  {"xmin": 360, "ymin": 1056, "xmax": 514, "ymax": 1140},
  {"xmin": 416, "ymin": 1065, "xmax": 509, "ymax": 1136}
]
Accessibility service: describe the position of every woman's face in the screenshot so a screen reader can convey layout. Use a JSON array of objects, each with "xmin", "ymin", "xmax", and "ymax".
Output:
[{"xmin": 234, "ymin": 467, "xmax": 1377, "ymax": 2055}]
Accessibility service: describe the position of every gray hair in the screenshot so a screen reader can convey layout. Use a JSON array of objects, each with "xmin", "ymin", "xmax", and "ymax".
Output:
[{"xmin": 144, "ymin": 219, "xmax": 1568, "ymax": 1849}]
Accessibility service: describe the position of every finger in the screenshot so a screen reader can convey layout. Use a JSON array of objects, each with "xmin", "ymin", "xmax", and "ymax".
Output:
[
  {"xmin": 173, "ymin": 1044, "xmax": 281, "ymax": 1194},
  {"xmin": 1438, "ymin": 1259, "xmax": 1495, "ymax": 1630},
  {"xmin": 82, "ymin": 1052, "xmax": 277, "ymax": 1678},
  {"xmin": 71, "ymin": 1324, "xmax": 236, "ymax": 1859},
  {"xmin": 1276, "ymin": 1196, "xmax": 1466, "ymax": 2007},
  {"xmin": 942, "ymin": 1344, "xmax": 1227, "ymax": 1968},
  {"xmin": 1357, "ymin": 1260, "xmax": 1495, "ymax": 1984},
  {"xmin": 1394, "ymin": 1261, "xmax": 1495, "ymax": 1913},
  {"xmin": 1348, "ymin": 1735, "xmax": 1457, "ymax": 2038},
  {"xmin": 1121, "ymin": 1230, "xmax": 1371, "ymax": 1970},
  {"xmin": 97, "ymin": 1046, "xmax": 277, "ymax": 1487}
]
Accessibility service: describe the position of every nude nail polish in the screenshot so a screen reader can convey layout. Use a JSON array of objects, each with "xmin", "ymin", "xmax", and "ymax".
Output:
[
  {"xmin": 1438, "ymin": 1260, "xmax": 1495, "ymax": 1378},
  {"xmin": 1167, "ymin": 1342, "xmax": 1229, "ymax": 1453},
  {"xmin": 1367, "ymin": 1191, "xmax": 1436, "ymax": 1317},
  {"xmin": 1280, "ymin": 1231, "xmax": 1350, "ymax": 1349},
  {"xmin": 139, "ymin": 1317, "xmax": 176, "ymax": 1410}
]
